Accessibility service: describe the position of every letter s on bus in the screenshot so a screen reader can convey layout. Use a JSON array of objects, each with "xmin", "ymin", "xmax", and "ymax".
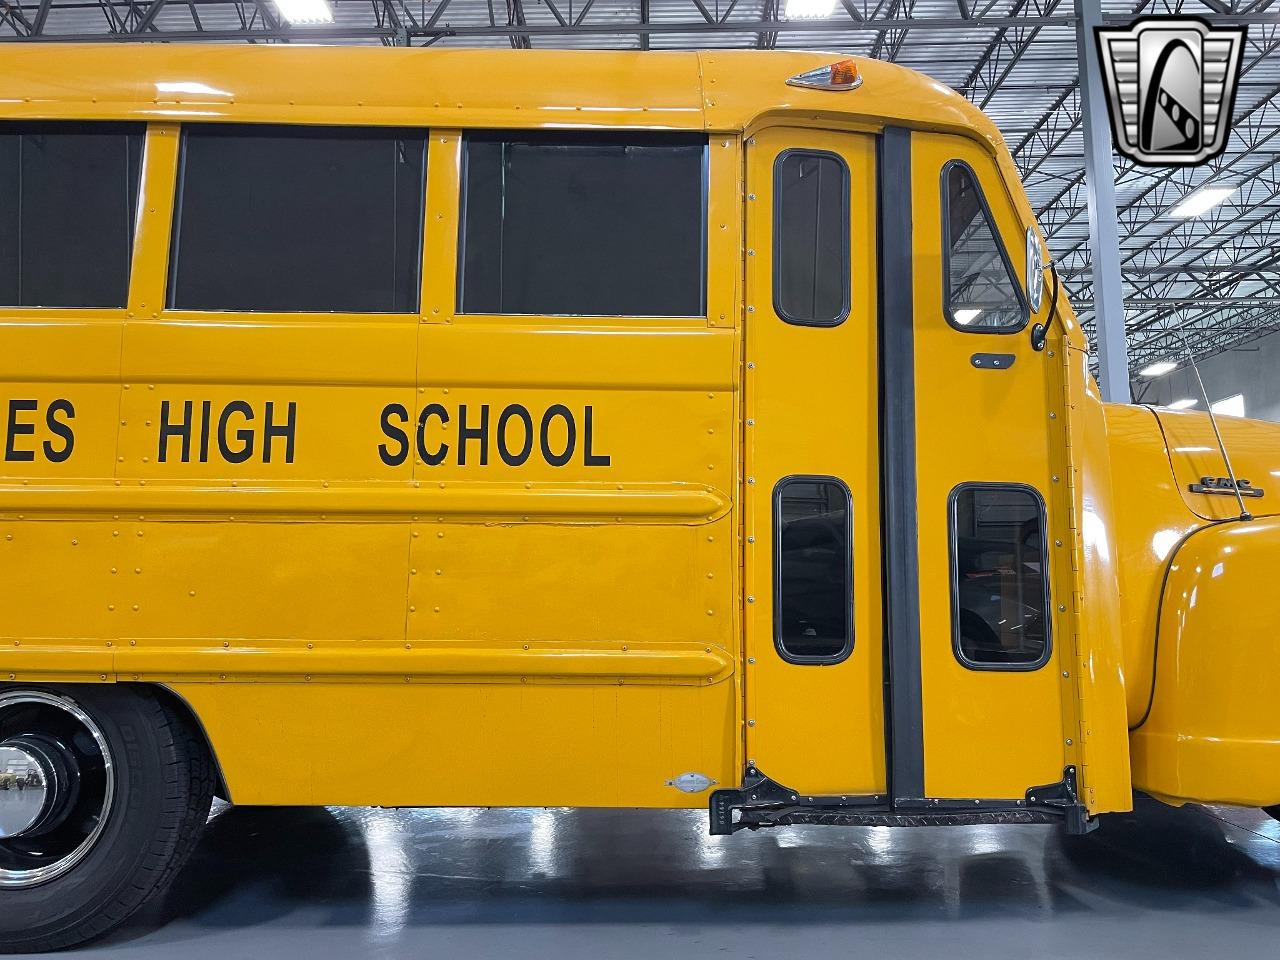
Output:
[
  {"xmin": 43, "ymin": 399, "xmax": 75, "ymax": 463},
  {"xmin": 379, "ymin": 403, "xmax": 410, "ymax": 467}
]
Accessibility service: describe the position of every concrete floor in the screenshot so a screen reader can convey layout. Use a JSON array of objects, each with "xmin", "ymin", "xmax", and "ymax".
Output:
[{"xmin": 34, "ymin": 797, "xmax": 1280, "ymax": 959}]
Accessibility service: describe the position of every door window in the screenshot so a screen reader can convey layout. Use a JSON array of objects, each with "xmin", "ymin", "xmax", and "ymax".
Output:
[
  {"xmin": 942, "ymin": 162, "xmax": 1027, "ymax": 332},
  {"xmin": 773, "ymin": 150, "xmax": 850, "ymax": 326},
  {"xmin": 949, "ymin": 484, "xmax": 1050, "ymax": 669},
  {"xmin": 774, "ymin": 476, "xmax": 853, "ymax": 663}
]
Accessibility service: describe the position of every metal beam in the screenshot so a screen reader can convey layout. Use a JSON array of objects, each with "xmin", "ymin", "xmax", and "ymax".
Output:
[{"xmin": 1074, "ymin": 0, "xmax": 1129, "ymax": 401}]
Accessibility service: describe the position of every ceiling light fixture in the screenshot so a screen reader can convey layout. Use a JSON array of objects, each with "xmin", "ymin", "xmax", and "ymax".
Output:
[
  {"xmin": 274, "ymin": 0, "xmax": 334, "ymax": 23},
  {"xmin": 784, "ymin": 0, "xmax": 837, "ymax": 19},
  {"xmin": 1138, "ymin": 360, "xmax": 1177, "ymax": 377},
  {"xmin": 1169, "ymin": 185, "xmax": 1236, "ymax": 219}
]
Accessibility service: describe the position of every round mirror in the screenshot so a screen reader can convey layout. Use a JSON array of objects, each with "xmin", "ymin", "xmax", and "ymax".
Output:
[{"xmin": 1025, "ymin": 227, "xmax": 1045, "ymax": 314}]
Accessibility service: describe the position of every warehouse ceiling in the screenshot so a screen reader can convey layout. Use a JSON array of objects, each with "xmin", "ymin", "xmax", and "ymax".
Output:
[{"xmin": 1, "ymin": 0, "xmax": 1276, "ymax": 378}]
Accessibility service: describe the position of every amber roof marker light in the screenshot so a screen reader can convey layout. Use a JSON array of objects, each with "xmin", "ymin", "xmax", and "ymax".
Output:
[{"xmin": 786, "ymin": 60, "xmax": 863, "ymax": 92}]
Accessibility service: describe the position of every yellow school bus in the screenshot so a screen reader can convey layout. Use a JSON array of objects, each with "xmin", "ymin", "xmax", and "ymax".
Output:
[{"xmin": 1, "ymin": 43, "xmax": 1278, "ymax": 952}]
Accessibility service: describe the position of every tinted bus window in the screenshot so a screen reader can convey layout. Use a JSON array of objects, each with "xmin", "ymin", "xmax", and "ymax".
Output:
[
  {"xmin": 773, "ymin": 150, "xmax": 849, "ymax": 326},
  {"xmin": 950, "ymin": 484, "xmax": 1050, "ymax": 669},
  {"xmin": 774, "ymin": 477, "xmax": 853, "ymax": 663},
  {"xmin": 0, "ymin": 122, "xmax": 143, "ymax": 308},
  {"xmin": 169, "ymin": 125, "xmax": 426, "ymax": 313},
  {"xmin": 459, "ymin": 132, "xmax": 706, "ymax": 317},
  {"xmin": 942, "ymin": 162, "xmax": 1027, "ymax": 331}
]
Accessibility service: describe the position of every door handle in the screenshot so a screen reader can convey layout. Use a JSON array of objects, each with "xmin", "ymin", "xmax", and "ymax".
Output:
[{"xmin": 970, "ymin": 353, "xmax": 1017, "ymax": 370}]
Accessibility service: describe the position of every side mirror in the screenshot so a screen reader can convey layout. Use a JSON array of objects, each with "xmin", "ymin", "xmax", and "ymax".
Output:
[{"xmin": 1025, "ymin": 227, "xmax": 1045, "ymax": 314}]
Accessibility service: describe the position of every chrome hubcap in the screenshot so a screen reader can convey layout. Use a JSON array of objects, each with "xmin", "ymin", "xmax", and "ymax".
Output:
[
  {"xmin": 0, "ymin": 692, "xmax": 114, "ymax": 889},
  {"xmin": 0, "ymin": 742, "xmax": 53, "ymax": 838}
]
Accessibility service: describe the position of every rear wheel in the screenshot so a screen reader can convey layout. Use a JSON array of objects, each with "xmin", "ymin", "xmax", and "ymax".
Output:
[
  {"xmin": 1264, "ymin": 805, "xmax": 1280, "ymax": 822},
  {"xmin": 0, "ymin": 684, "xmax": 214, "ymax": 954}
]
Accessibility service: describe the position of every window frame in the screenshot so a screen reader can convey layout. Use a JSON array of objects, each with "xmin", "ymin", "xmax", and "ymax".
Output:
[
  {"xmin": 165, "ymin": 122, "xmax": 428, "ymax": 316},
  {"xmin": 939, "ymin": 159, "xmax": 1029, "ymax": 335},
  {"xmin": 771, "ymin": 148, "xmax": 851, "ymax": 328},
  {"xmin": 455, "ymin": 129, "xmax": 710, "ymax": 319},
  {"xmin": 772, "ymin": 474, "xmax": 855, "ymax": 666},
  {"xmin": 947, "ymin": 480, "xmax": 1052, "ymax": 673}
]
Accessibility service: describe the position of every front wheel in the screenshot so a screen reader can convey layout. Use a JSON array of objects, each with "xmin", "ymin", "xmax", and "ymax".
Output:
[{"xmin": 0, "ymin": 684, "xmax": 214, "ymax": 954}]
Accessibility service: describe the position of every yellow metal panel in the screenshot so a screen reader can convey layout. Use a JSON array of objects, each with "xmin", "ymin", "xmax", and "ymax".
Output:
[
  {"xmin": 911, "ymin": 131, "xmax": 1070, "ymax": 800},
  {"xmin": 1102, "ymin": 403, "xmax": 1201, "ymax": 725},
  {"xmin": 170, "ymin": 680, "xmax": 736, "ymax": 807},
  {"xmin": 742, "ymin": 127, "xmax": 886, "ymax": 797},
  {"xmin": 1153, "ymin": 409, "xmax": 1280, "ymax": 522},
  {"xmin": 1058, "ymin": 362, "xmax": 1131, "ymax": 813},
  {"xmin": 1131, "ymin": 516, "xmax": 1280, "ymax": 806},
  {"xmin": 410, "ymin": 520, "xmax": 733, "ymax": 649},
  {"xmin": 129, "ymin": 124, "xmax": 180, "ymax": 317},
  {"xmin": 0, "ymin": 47, "xmax": 707, "ymax": 131}
]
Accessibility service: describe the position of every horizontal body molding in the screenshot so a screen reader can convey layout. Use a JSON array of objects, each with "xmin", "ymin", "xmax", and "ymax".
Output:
[
  {"xmin": 3, "ymin": 641, "xmax": 734, "ymax": 686},
  {"xmin": 0, "ymin": 482, "xmax": 730, "ymax": 523}
]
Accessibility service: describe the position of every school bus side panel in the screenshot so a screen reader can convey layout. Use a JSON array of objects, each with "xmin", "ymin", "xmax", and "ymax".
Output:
[{"xmin": 2, "ymin": 122, "xmax": 743, "ymax": 808}]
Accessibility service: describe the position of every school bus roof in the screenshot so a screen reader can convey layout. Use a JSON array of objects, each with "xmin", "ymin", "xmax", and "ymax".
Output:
[{"xmin": 0, "ymin": 45, "xmax": 1008, "ymax": 151}]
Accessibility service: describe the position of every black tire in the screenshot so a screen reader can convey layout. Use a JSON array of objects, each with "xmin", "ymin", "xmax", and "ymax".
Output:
[
  {"xmin": 0, "ymin": 684, "xmax": 214, "ymax": 954},
  {"xmin": 1264, "ymin": 805, "xmax": 1280, "ymax": 822}
]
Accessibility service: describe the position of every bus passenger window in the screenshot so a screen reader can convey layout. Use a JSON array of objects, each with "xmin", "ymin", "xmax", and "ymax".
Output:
[
  {"xmin": 942, "ymin": 162, "xmax": 1027, "ymax": 332},
  {"xmin": 950, "ymin": 484, "xmax": 1050, "ymax": 669},
  {"xmin": 772, "ymin": 151, "xmax": 849, "ymax": 326},
  {"xmin": 458, "ymin": 131, "xmax": 706, "ymax": 318},
  {"xmin": 0, "ymin": 122, "xmax": 143, "ymax": 308},
  {"xmin": 169, "ymin": 125, "xmax": 426, "ymax": 313},
  {"xmin": 774, "ymin": 477, "xmax": 853, "ymax": 663}
]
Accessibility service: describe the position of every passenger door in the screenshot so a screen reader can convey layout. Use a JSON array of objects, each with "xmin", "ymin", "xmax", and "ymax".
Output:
[
  {"xmin": 909, "ymin": 132, "xmax": 1072, "ymax": 800},
  {"xmin": 742, "ymin": 127, "xmax": 886, "ymax": 798}
]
